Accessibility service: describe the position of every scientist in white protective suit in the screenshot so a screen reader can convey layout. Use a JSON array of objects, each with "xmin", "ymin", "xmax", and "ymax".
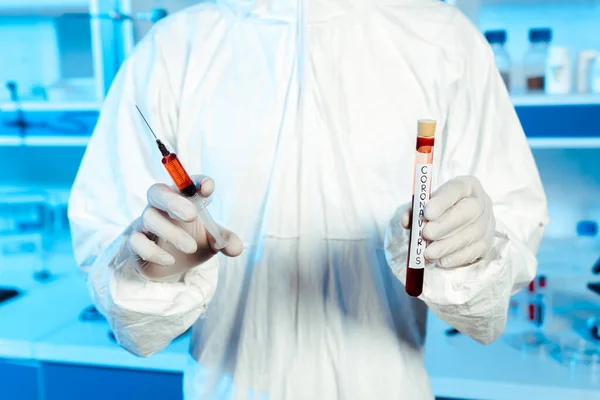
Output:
[{"xmin": 68, "ymin": 0, "xmax": 549, "ymax": 398}]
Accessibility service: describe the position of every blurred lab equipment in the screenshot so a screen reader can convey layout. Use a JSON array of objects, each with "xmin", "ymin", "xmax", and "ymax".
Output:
[
  {"xmin": 0, "ymin": 191, "xmax": 45, "ymax": 256},
  {"xmin": 588, "ymin": 317, "xmax": 600, "ymax": 340},
  {"xmin": 444, "ymin": 328, "xmax": 461, "ymax": 336},
  {"xmin": 64, "ymin": 8, "xmax": 168, "ymax": 23},
  {"xmin": 575, "ymin": 220, "xmax": 599, "ymax": 269},
  {"xmin": 587, "ymin": 254, "xmax": 600, "ymax": 340},
  {"xmin": 545, "ymin": 47, "xmax": 571, "ymax": 95},
  {"xmin": 27, "ymin": 7, "xmax": 169, "ymax": 23},
  {"xmin": 529, "ymin": 275, "xmax": 548, "ymax": 328},
  {"xmin": 135, "ymin": 105, "xmax": 228, "ymax": 250},
  {"xmin": 94, "ymin": 8, "xmax": 167, "ymax": 23},
  {"xmin": 484, "ymin": 30, "xmax": 511, "ymax": 90},
  {"xmin": 592, "ymin": 256, "xmax": 600, "ymax": 276},
  {"xmin": 1, "ymin": 81, "xmax": 95, "ymax": 138},
  {"xmin": 45, "ymin": 78, "xmax": 97, "ymax": 103},
  {"xmin": 0, "ymin": 190, "xmax": 62, "ymax": 282},
  {"xmin": 592, "ymin": 54, "xmax": 600, "ymax": 94},
  {"xmin": 0, "ymin": 287, "xmax": 20, "ymax": 305},
  {"xmin": 524, "ymin": 28, "xmax": 552, "ymax": 93},
  {"xmin": 551, "ymin": 336, "xmax": 600, "ymax": 366},
  {"xmin": 3, "ymin": 82, "xmax": 29, "ymax": 137},
  {"xmin": 577, "ymin": 50, "xmax": 598, "ymax": 94},
  {"xmin": 505, "ymin": 274, "xmax": 553, "ymax": 355},
  {"xmin": 79, "ymin": 305, "xmax": 106, "ymax": 322}
]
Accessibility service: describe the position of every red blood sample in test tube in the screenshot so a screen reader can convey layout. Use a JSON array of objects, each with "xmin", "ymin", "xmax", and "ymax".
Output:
[{"xmin": 405, "ymin": 120, "xmax": 437, "ymax": 297}]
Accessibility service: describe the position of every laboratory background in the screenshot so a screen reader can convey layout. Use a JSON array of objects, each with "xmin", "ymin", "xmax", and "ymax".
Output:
[{"xmin": 1, "ymin": 0, "xmax": 600, "ymax": 399}]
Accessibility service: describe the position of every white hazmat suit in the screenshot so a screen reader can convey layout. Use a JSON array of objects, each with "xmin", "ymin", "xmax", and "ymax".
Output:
[{"xmin": 68, "ymin": 0, "xmax": 548, "ymax": 398}]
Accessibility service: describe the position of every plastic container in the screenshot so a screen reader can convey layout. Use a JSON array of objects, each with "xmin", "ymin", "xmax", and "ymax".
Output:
[
  {"xmin": 545, "ymin": 46, "xmax": 571, "ymax": 95},
  {"xmin": 524, "ymin": 28, "xmax": 552, "ymax": 93},
  {"xmin": 592, "ymin": 54, "xmax": 600, "ymax": 94},
  {"xmin": 577, "ymin": 50, "xmax": 598, "ymax": 94},
  {"xmin": 485, "ymin": 30, "xmax": 511, "ymax": 90}
]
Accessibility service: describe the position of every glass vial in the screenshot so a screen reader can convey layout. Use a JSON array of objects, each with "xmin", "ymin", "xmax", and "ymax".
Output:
[
  {"xmin": 485, "ymin": 30, "xmax": 511, "ymax": 90},
  {"xmin": 524, "ymin": 28, "xmax": 552, "ymax": 93}
]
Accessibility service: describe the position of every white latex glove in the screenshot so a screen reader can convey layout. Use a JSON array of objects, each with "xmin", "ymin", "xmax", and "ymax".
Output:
[
  {"xmin": 83, "ymin": 175, "xmax": 244, "ymax": 357},
  {"xmin": 123, "ymin": 174, "xmax": 243, "ymax": 281},
  {"xmin": 401, "ymin": 176, "xmax": 495, "ymax": 268}
]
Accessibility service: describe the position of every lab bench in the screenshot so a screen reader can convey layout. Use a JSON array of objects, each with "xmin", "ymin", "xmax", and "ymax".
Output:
[{"xmin": 1, "ymin": 250, "xmax": 600, "ymax": 400}]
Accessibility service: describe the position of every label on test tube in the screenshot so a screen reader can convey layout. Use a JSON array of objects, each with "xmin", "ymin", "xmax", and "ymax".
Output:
[{"xmin": 408, "ymin": 162, "xmax": 432, "ymax": 269}]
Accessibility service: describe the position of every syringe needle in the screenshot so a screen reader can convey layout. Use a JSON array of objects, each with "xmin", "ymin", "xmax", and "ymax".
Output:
[
  {"xmin": 135, "ymin": 105, "xmax": 158, "ymax": 139},
  {"xmin": 134, "ymin": 104, "xmax": 228, "ymax": 250}
]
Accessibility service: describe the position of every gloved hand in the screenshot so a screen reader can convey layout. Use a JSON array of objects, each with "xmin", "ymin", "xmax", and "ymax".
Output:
[
  {"xmin": 401, "ymin": 176, "xmax": 495, "ymax": 268},
  {"xmin": 123, "ymin": 174, "xmax": 243, "ymax": 281}
]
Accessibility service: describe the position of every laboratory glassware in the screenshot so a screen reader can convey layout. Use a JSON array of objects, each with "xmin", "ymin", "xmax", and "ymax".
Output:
[
  {"xmin": 577, "ymin": 50, "xmax": 598, "ymax": 94},
  {"xmin": 550, "ymin": 335, "xmax": 600, "ymax": 367},
  {"xmin": 524, "ymin": 28, "xmax": 552, "ymax": 93},
  {"xmin": 592, "ymin": 54, "xmax": 600, "ymax": 94},
  {"xmin": 406, "ymin": 119, "xmax": 436, "ymax": 297},
  {"xmin": 484, "ymin": 30, "xmax": 511, "ymax": 90},
  {"xmin": 0, "ymin": 190, "xmax": 52, "ymax": 281},
  {"xmin": 545, "ymin": 47, "xmax": 571, "ymax": 95}
]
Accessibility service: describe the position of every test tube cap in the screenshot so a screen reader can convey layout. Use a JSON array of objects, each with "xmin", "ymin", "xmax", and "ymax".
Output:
[{"xmin": 418, "ymin": 119, "xmax": 437, "ymax": 138}]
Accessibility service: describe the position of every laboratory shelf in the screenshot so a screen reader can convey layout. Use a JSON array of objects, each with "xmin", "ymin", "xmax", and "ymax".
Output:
[
  {"xmin": 512, "ymin": 93, "xmax": 600, "ymax": 107},
  {"xmin": 1, "ymin": 95, "xmax": 600, "ymax": 149},
  {"xmin": 0, "ymin": 101, "xmax": 100, "ymax": 113},
  {"xmin": 0, "ymin": 185, "xmax": 71, "ymax": 203},
  {"xmin": 3, "ymin": 136, "xmax": 600, "ymax": 150},
  {"xmin": 0, "ymin": 135, "xmax": 90, "ymax": 146},
  {"xmin": 527, "ymin": 137, "xmax": 600, "ymax": 149},
  {"xmin": 0, "ymin": 0, "xmax": 89, "ymax": 15}
]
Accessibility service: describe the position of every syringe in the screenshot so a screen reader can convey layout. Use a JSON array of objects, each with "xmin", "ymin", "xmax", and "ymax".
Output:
[{"xmin": 135, "ymin": 105, "xmax": 228, "ymax": 250}]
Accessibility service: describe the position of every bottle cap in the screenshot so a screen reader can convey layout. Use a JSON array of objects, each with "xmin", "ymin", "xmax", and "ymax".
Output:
[
  {"xmin": 418, "ymin": 119, "xmax": 437, "ymax": 138},
  {"xmin": 548, "ymin": 46, "xmax": 569, "ymax": 60},
  {"xmin": 579, "ymin": 50, "xmax": 598, "ymax": 61},
  {"xmin": 484, "ymin": 30, "xmax": 507, "ymax": 45},
  {"xmin": 529, "ymin": 28, "xmax": 552, "ymax": 43}
]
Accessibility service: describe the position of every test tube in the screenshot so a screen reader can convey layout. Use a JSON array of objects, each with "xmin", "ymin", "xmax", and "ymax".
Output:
[
  {"xmin": 405, "ymin": 119, "xmax": 436, "ymax": 298},
  {"xmin": 528, "ymin": 280, "xmax": 536, "ymax": 322}
]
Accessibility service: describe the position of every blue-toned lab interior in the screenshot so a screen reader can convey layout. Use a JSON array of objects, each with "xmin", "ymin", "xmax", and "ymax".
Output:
[{"xmin": 1, "ymin": 0, "xmax": 600, "ymax": 399}]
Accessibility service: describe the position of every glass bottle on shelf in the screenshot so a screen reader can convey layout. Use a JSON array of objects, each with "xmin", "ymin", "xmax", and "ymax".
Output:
[
  {"xmin": 524, "ymin": 28, "xmax": 552, "ymax": 93},
  {"xmin": 545, "ymin": 46, "xmax": 571, "ymax": 95},
  {"xmin": 485, "ymin": 30, "xmax": 511, "ymax": 91}
]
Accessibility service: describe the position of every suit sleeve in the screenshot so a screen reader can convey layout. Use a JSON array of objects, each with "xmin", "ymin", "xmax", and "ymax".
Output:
[{"xmin": 68, "ymin": 23, "xmax": 217, "ymax": 357}]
